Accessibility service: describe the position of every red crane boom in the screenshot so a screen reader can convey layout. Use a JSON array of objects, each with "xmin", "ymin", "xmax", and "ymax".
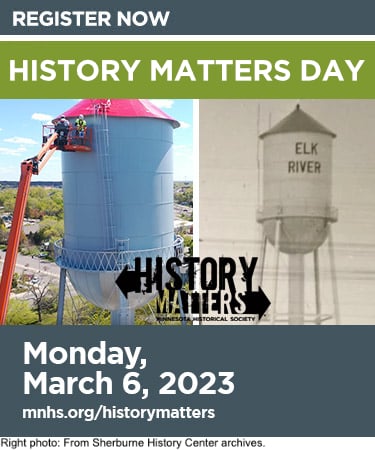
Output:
[
  {"xmin": 0, "ymin": 122, "xmax": 93, "ymax": 324},
  {"xmin": 0, "ymin": 132, "xmax": 60, "ymax": 324}
]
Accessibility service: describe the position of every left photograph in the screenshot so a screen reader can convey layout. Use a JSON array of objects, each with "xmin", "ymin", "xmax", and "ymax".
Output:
[{"xmin": 0, "ymin": 99, "xmax": 194, "ymax": 325}]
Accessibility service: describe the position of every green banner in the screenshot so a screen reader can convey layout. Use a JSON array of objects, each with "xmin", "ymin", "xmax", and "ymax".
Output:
[{"xmin": 0, "ymin": 41, "xmax": 374, "ymax": 98}]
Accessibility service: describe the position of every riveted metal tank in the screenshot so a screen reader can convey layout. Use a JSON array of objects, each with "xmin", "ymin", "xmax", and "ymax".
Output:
[
  {"xmin": 257, "ymin": 105, "xmax": 337, "ymax": 254},
  {"xmin": 54, "ymin": 99, "xmax": 180, "ymax": 310}
]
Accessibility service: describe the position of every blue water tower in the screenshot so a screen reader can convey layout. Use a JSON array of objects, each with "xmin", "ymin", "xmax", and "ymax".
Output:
[{"xmin": 54, "ymin": 99, "xmax": 182, "ymax": 324}]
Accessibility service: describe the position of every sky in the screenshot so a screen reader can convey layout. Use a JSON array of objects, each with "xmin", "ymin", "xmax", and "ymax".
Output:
[{"xmin": 0, "ymin": 98, "xmax": 193, "ymax": 181}]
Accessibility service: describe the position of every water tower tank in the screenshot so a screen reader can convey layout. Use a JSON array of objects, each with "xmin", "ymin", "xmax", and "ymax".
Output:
[
  {"xmin": 54, "ymin": 99, "xmax": 180, "ymax": 311},
  {"xmin": 257, "ymin": 105, "xmax": 337, "ymax": 254}
]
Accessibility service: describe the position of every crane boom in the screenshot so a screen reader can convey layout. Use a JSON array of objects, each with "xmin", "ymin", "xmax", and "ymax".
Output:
[{"xmin": 0, "ymin": 132, "xmax": 58, "ymax": 324}]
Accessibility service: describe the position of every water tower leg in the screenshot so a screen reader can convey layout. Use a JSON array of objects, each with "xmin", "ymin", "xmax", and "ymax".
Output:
[
  {"xmin": 328, "ymin": 224, "xmax": 340, "ymax": 325},
  {"xmin": 111, "ymin": 310, "xmax": 119, "ymax": 325},
  {"xmin": 174, "ymin": 264, "xmax": 186, "ymax": 325},
  {"xmin": 177, "ymin": 289, "xmax": 186, "ymax": 325},
  {"xmin": 111, "ymin": 294, "xmax": 135, "ymax": 325},
  {"xmin": 56, "ymin": 267, "xmax": 67, "ymax": 326},
  {"xmin": 271, "ymin": 219, "xmax": 281, "ymax": 324},
  {"xmin": 288, "ymin": 253, "xmax": 304, "ymax": 325},
  {"xmin": 258, "ymin": 231, "xmax": 267, "ymax": 287},
  {"xmin": 313, "ymin": 249, "xmax": 321, "ymax": 325}
]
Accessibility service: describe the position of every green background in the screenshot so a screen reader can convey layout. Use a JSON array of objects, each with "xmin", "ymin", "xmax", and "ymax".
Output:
[{"xmin": 1, "ymin": 41, "xmax": 374, "ymax": 98}]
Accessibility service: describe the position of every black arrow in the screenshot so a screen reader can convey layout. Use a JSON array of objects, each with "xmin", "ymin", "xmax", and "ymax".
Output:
[
  {"xmin": 116, "ymin": 264, "xmax": 161, "ymax": 297},
  {"xmin": 238, "ymin": 287, "xmax": 271, "ymax": 321},
  {"xmin": 116, "ymin": 266, "xmax": 139, "ymax": 297}
]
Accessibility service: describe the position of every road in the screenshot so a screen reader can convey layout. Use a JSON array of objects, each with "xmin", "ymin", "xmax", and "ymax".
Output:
[
  {"xmin": 0, "ymin": 250, "xmax": 60, "ymax": 279},
  {"xmin": 0, "ymin": 250, "xmax": 78, "ymax": 300}
]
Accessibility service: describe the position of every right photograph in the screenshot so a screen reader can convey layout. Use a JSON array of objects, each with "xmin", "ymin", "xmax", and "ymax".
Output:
[{"xmin": 199, "ymin": 100, "xmax": 375, "ymax": 325}]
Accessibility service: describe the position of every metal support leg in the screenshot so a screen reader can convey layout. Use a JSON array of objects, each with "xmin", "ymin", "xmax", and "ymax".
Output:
[
  {"xmin": 111, "ymin": 310, "xmax": 120, "ymax": 325},
  {"xmin": 314, "ymin": 249, "xmax": 321, "ymax": 325},
  {"xmin": 258, "ymin": 231, "xmax": 267, "ymax": 287},
  {"xmin": 288, "ymin": 253, "xmax": 304, "ymax": 325},
  {"xmin": 271, "ymin": 219, "xmax": 281, "ymax": 325},
  {"xmin": 111, "ymin": 294, "xmax": 135, "ymax": 325},
  {"xmin": 177, "ymin": 290, "xmax": 186, "ymax": 325},
  {"xmin": 328, "ymin": 224, "xmax": 340, "ymax": 325},
  {"xmin": 56, "ymin": 267, "xmax": 67, "ymax": 326},
  {"xmin": 175, "ymin": 265, "xmax": 186, "ymax": 325}
]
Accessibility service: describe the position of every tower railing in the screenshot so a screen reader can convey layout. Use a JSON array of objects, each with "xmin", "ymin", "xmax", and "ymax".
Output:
[
  {"xmin": 54, "ymin": 236, "xmax": 184, "ymax": 272},
  {"xmin": 256, "ymin": 205, "xmax": 338, "ymax": 223}
]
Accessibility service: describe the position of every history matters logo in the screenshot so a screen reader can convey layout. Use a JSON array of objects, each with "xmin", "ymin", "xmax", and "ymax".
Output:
[{"xmin": 116, "ymin": 256, "xmax": 271, "ymax": 324}]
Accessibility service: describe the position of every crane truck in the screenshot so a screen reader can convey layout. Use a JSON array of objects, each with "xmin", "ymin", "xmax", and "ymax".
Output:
[{"xmin": 0, "ymin": 124, "xmax": 91, "ymax": 325}]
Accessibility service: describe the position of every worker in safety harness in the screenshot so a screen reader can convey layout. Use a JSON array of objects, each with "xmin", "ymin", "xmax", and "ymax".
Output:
[
  {"xmin": 75, "ymin": 114, "xmax": 87, "ymax": 143},
  {"xmin": 54, "ymin": 115, "xmax": 70, "ymax": 149}
]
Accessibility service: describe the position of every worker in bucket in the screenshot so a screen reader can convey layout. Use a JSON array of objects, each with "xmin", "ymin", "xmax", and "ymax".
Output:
[
  {"xmin": 55, "ymin": 115, "xmax": 70, "ymax": 149},
  {"xmin": 75, "ymin": 114, "xmax": 87, "ymax": 143}
]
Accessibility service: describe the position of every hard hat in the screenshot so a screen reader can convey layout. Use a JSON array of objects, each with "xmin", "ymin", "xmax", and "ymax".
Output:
[
  {"xmin": 79, "ymin": 114, "xmax": 84, "ymax": 119},
  {"xmin": 60, "ymin": 115, "xmax": 65, "ymax": 119}
]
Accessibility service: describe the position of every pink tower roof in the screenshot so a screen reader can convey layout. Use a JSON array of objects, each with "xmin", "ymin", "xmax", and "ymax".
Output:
[{"xmin": 59, "ymin": 99, "xmax": 180, "ymax": 128}]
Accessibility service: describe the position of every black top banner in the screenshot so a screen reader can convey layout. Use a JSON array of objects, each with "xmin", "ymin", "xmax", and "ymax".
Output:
[{"xmin": 1, "ymin": 0, "xmax": 375, "ymax": 35}]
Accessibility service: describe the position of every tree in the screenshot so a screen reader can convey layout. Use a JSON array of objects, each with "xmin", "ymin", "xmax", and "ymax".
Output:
[
  {"xmin": 0, "ymin": 188, "xmax": 16, "ymax": 212},
  {"xmin": 38, "ymin": 216, "xmax": 64, "ymax": 243},
  {"xmin": 5, "ymin": 298, "xmax": 38, "ymax": 325},
  {"xmin": 63, "ymin": 296, "xmax": 111, "ymax": 325},
  {"xmin": 183, "ymin": 234, "xmax": 193, "ymax": 256},
  {"xmin": 0, "ymin": 186, "xmax": 64, "ymax": 220},
  {"xmin": 12, "ymin": 273, "xmax": 20, "ymax": 289},
  {"xmin": 26, "ymin": 187, "xmax": 64, "ymax": 219},
  {"xmin": 29, "ymin": 280, "xmax": 58, "ymax": 322},
  {"xmin": 0, "ymin": 218, "xmax": 8, "ymax": 245},
  {"xmin": 174, "ymin": 183, "xmax": 193, "ymax": 207}
]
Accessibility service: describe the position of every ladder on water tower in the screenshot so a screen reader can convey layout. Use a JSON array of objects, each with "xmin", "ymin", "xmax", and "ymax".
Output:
[{"xmin": 94, "ymin": 100, "xmax": 116, "ymax": 250}]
